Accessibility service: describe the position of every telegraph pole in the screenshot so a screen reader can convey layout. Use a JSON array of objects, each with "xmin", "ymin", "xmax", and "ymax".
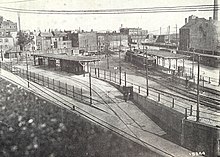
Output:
[
  {"xmin": 119, "ymin": 35, "xmax": 122, "ymax": 85},
  {"xmin": 175, "ymin": 24, "xmax": 178, "ymax": 45},
  {"xmin": 89, "ymin": 72, "xmax": 92, "ymax": 105},
  {"xmin": 196, "ymin": 55, "xmax": 200, "ymax": 121},
  {"xmin": 0, "ymin": 45, "xmax": 3, "ymax": 61},
  {"xmin": 168, "ymin": 25, "xmax": 170, "ymax": 44},
  {"xmin": 192, "ymin": 48, "xmax": 195, "ymax": 78},
  {"xmin": 105, "ymin": 34, "xmax": 109, "ymax": 69},
  {"xmin": 144, "ymin": 45, "xmax": 149, "ymax": 96},
  {"xmin": 26, "ymin": 52, "xmax": 29, "ymax": 88}
]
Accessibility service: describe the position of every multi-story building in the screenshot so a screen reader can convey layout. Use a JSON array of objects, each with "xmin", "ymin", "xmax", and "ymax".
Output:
[
  {"xmin": 51, "ymin": 31, "xmax": 72, "ymax": 50},
  {"xmin": 120, "ymin": 27, "xmax": 148, "ymax": 46},
  {"xmin": 36, "ymin": 32, "xmax": 53, "ymax": 51},
  {"xmin": 179, "ymin": 15, "xmax": 220, "ymax": 53},
  {"xmin": 97, "ymin": 32, "xmax": 128, "ymax": 52},
  {"xmin": 0, "ymin": 16, "xmax": 17, "ymax": 32},
  {"xmin": 65, "ymin": 31, "xmax": 79, "ymax": 48},
  {"xmin": 79, "ymin": 31, "xmax": 98, "ymax": 53},
  {"xmin": 0, "ymin": 16, "xmax": 18, "ymax": 59}
]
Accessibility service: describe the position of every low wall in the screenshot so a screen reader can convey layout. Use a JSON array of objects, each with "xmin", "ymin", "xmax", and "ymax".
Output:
[
  {"xmin": 133, "ymin": 92, "xmax": 185, "ymax": 140},
  {"xmin": 181, "ymin": 119, "xmax": 220, "ymax": 157},
  {"xmin": 101, "ymin": 78, "xmax": 185, "ymax": 142}
]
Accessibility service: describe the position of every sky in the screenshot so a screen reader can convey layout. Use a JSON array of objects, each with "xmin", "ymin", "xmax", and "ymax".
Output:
[{"xmin": 0, "ymin": 0, "xmax": 217, "ymax": 34}]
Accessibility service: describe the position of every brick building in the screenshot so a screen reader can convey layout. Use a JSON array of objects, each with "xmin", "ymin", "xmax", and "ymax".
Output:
[
  {"xmin": 79, "ymin": 31, "xmax": 98, "ymax": 53},
  {"xmin": 179, "ymin": 15, "xmax": 220, "ymax": 53}
]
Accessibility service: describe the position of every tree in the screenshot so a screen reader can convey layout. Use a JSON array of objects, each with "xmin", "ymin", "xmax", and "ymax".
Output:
[{"xmin": 16, "ymin": 31, "xmax": 33, "ymax": 51}]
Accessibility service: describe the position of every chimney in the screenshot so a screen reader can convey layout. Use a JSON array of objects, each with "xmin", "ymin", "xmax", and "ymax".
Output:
[
  {"xmin": 185, "ymin": 18, "xmax": 188, "ymax": 24},
  {"xmin": 213, "ymin": 0, "xmax": 218, "ymax": 21}
]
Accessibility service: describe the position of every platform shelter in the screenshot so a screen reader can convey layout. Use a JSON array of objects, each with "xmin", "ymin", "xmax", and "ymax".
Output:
[{"xmin": 32, "ymin": 53, "xmax": 100, "ymax": 74}]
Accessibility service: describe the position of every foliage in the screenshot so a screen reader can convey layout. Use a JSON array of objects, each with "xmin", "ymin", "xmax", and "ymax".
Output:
[
  {"xmin": 16, "ymin": 31, "xmax": 33, "ymax": 51},
  {"xmin": 0, "ymin": 78, "xmax": 154, "ymax": 157}
]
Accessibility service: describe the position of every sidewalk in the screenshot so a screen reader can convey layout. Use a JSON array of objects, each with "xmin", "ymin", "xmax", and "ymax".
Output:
[{"xmin": 0, "ymin": 66, "xmax": 193, "ymax": 157}]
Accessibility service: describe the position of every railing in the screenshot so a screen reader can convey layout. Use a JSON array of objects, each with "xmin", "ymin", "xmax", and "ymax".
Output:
[
  {"xmin": 89, "ymin": 67, "xmax": 220, "ymax": 125},
  {"xmin": 1, "ymin": 61, "xmax": 219, "ymax": 125},
  {"xmin": 0, "ymin": 62, "xmax": 104, "ymax": 106}
]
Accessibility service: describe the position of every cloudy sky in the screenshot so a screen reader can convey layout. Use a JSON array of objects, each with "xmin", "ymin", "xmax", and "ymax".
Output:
[{"xmin": 0, "ymin": 0, "xmax": 216, "ymax": 34}]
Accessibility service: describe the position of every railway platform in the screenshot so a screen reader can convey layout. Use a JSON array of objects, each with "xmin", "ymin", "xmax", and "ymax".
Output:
[{"xmin": 0, "ymin": 64, "xmax": 194, "ymax": 157}]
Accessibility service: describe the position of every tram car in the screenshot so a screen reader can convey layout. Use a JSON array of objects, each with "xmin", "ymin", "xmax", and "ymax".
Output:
[{"xmin": 125, "ymin": 50, "xmax": 156, "ymax": 69}]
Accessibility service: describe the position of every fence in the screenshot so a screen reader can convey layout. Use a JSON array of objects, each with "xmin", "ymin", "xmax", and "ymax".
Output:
[
  {"xmin": 1, "ymin": 62, "xmax": 103, "ymax": 106},
  {"xmin": 0, "ymin": 61, "xmax": 219, "ymax": 125},
  {"xmin": 161, "ymin": 63, "xmax": 220, "ymax": 87},
  {"xmin": 89, "ymin": 67, "xmax": 220, "ymax": 125}
]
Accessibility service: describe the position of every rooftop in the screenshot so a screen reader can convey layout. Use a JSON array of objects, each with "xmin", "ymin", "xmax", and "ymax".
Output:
[
  {"xmin": 32, "ymin": 53, "xmax": 100, "ymax": 62},
  {"xmin": 147, "ymin": 49, "xmax": 188, "ymax": 59}
]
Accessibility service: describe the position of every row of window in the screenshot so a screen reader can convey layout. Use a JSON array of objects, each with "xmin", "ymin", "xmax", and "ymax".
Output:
[
  {"xmin": 0, "ymin": 38, "xmax": 9, "ymax": 43},
  {"xmin": 0, "ymin": 45, "xmax": 9, "ymax": 49}
]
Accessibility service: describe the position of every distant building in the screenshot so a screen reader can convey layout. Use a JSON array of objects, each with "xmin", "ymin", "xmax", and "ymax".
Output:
[
  {"xmin": 51, "ymin": 31, "xmax": 72, "ymax": 49},
  {"xmin": 120, "ymin": 27, "xmax": 148, "ymax": 46},
  {"xmin": 36, "ymin": 32, "xmax": 53, "ymax": 51},
  {"xmin": 179, "ymin": 15, "xmax": 220, "ymax": 53},
  {"xmin": 156, "ymin": 34, "xmax": 179, "ymax": 44},
  {"xmin": 97, "ymin": 32, "xmax": 128, "ymax": 52},
  {"xmin": 79, "ymin": 31, "xmax": 98, "ymax": 53},
  {"xmin": 65, "ymin": 31, "xmax": 79, "ymax": 47},
  {"xmin": 0, "ymin": 16, "xmax": 17, "ymax": 32},
  {"xmin": 0, "ymin": 34, "xmax": 14, "ymax": 52}
]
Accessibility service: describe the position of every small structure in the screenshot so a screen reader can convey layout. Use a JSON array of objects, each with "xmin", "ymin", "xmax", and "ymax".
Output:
[
  {"xmin": 32, "ymin": 53, "xmax": 100, "ymax": 74},
  {"xmin": 147, "ymin": 49, "xmax": 188, "ymax": 71}
]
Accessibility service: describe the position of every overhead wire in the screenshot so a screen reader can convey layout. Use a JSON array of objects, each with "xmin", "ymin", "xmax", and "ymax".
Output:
[
  {"xmin": 0, "ymin": 0, "xmax": 37, "ymax": 4},
  {"xmin": 0, "ymin": 4, "xmax": 218, "ymax": 15}
]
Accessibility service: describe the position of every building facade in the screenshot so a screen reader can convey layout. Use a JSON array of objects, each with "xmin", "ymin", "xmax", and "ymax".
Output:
[
  {"xmin": 79, "ymin": 32, "xmax": 98, "ymax": 53},
  {"xmin": 97, "ymin": 32, "xmax": 128, "ymax": 52},
  {"xmin": 0, "ymin": 16, "xmax": 17, "ymax": 32},
  {"xmin": 179, "ymin": 15, "xmax": 220, "ymax": 53},
  {"xmin": 120, "ymin": 27, "xmax": 148, "ymax": 46}
]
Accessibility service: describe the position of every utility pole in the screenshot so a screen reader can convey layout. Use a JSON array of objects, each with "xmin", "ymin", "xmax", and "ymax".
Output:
[
  {"xmin": 26, "ymin": 52, "xmax": 29, "ymax": 88},
  {"xmin": 17, "ymin": 12, "xmax": 21, "ymax": 32},
  {"xmin": 0, "ymin": 45, "xmax": 3, "ymax": 61},
  {"xmin": 196, "ymin": 55, "xmax": 200, "ymax": 122},
  {"xmin": 137, "ymin": 28, "xmax": 139, "ymax": 49},
  {"xmin": 89, "ymin": 72, "xmax": 92, "ymax": 105},
  {"xmin": 160, "ymin": 27, "xmax": 162, "ymax": 35},
  {"xmin": 175, "ymin": 24, "xmax": 178, "ymax": 45},
  {"xmin": 168, "ymin": 25, "xmax": 170, "ymax": 44},
  {"xmin": 106, "ymin": 34, "xmax": 109, "ymax": 69},
  {"xmin": 192, "ymin": 48, "xmax": 195, "ymax": 78},
  {"xmin": 144, "ymin": 45, "xmax": 149, "ymax": 96},
  {"xmin": 119, "ymin": 34, "xmax": 122, "ymax": 85}
]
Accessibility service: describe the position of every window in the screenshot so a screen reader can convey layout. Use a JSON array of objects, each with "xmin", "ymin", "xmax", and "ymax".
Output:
[{"xmin": 0, "ymin": 39, "xmax": 2, "ymax": 43}]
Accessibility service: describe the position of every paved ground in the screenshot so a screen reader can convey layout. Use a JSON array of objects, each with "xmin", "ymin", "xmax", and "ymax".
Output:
[
  {"xmin": 90, "ymin": 54, "xmax": 220, "ymax": 126},
  {"xmin": 0, "ymin": 65, "xmax": 193, "ymax": 157}
]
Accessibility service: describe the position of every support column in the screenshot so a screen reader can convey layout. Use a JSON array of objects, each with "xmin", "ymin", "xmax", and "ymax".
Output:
[
  {"xmin": 168, "ymin": 59, "xmax": 171, "ymax": 71},
  {"xmin": 176, "ymin": 58, "xmax": 178, "ymax": 70},
  {"xmin": 183, "ymin": 58, "xmax": 185, "ymax": 75}
]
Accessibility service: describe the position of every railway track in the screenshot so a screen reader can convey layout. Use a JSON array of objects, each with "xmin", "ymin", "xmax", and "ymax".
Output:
[
  {"xmin": 97, "ymin": 55, "xmax": 220, "ymax": 111},
  {"xmin": 148, "ymin": 70, "xmax": 220, "ymax": 110}
]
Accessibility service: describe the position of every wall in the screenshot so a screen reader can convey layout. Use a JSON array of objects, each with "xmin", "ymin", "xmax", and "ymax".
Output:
[
  {"xmin": 181, "ymin": 119, "xmax": 220, "ymax": 157},
  {"xmin": 101, "ymin": 78, "xmax": 185, "ymax": 141},
  {"xmin": 79, "ymin": 32, "xmax": 98, "ymax": 52},
  {"xmin": 132, "ymin": 92, "xmax": 185, "ymax": 137}
]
